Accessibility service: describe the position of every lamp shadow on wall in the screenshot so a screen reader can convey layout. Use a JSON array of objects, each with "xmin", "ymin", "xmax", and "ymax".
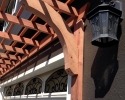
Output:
[{"xmin": 91, "ymin": 25, "xmax": 122, "ymax": 98}]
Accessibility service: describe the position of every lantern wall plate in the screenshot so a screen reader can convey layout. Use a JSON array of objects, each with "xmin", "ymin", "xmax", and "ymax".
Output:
[{"xmin": 87, "ymin": 1, "xmax": 122, "ymax": 47}]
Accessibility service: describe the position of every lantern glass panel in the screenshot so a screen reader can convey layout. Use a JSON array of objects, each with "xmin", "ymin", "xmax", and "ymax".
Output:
[
  {"xmin": 101, "ymin": 12, "xmax": 108, "ymax": 34},
  {"xmin": 108, "ymin": 13, "xmax": 119, "ymax": 40},
  {"xmin": 90, "ymin": 14, "xmax": 100, "ymax": 41}
]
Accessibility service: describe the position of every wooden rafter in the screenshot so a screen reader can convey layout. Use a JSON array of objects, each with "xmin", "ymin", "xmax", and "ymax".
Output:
[
  {"xmin": 31, "ymin": 31, "xmax": 41, "ymax": 39},
  {"xmin": 42, "ymin": 0, "xmax": 78, "ymax": 17},
  {"xmin": 0, "ymin": 59, "xmax": 13, "ymax": 65},
  {"xmin": 4, "ymin": 6, "xmax": 25, "ymax": 65},
  {"xmin": 16, "ymin": 6, "xmax": 24, "ymax": 17},
  {"xmin": 0, "ymin": 9, "xmax": 80, "ymax": 77},
  {"xmin": 0, "ymin": 44, "xmax": 28, "ymax": 54},
  {"xmin": 0, "ymin": 24, "xmax": 14, "ymax": 44},
  {"xmin": 0, "ymin": 53, "xmax": 17, "ymax": 60},
  {"xmin": 0, "ymin": 31, "xmax": 39, "ymax": 46},
  {"xmin": 8, "ymin": 14, "xmax": 39, "ymax": 59},
  {"xmin": 0, "ymin": 59, "xmax": 3, "ymax": 63},
  {"xmin": 11, "ymin": 15, "xmax": 40, "ymax": 52},
  {"xmin": 0, "ymin": 5, "xmax": 53, "ymax": 65},
  {"xmin": 30, "ymin": 0, "xmax": 73, "ymax": 44},
  {"xmin": 0, "ymin": 0, "xmax": 82, "ymax": 61},
  {"xmin": 1, "ymin": 6, "xmax": 24, "ymax": 45},
  {"xmin": 0, "ymin": 58, "xmax": 15, "ymax": 71},
  {"xmin": 41, "ymin": 0, "xmax": 74, "ymax": 28},
  {"xmin": 0, "ymin": 64, "xmax": 7, "ymax": 68},
  {"xmin": 0, "ymin": 1, "xmax": 90, "ymax": 90},
  {"xmin": 0, "ymin": 64, "xmax": 13, "ymax": 70},
  {"xmin": 0, "ymin": 12, "xmax": 53, "ymax": 34},
  {"xmin": 0, "ymin": 64, "xmax": 13, "ymax": 72},
  {"xmin": 1, "ymin": 33, "xmax": 57, "ymax": 76},
  {"xmin": 0, "ymin": 68, "xmax": 4, "ymax": 72},
  {"xmin": 19, "ymin": 15, "xmax": 38, "ymax": 37},
  {"xmin": 19, "ymin": 0, "xmax": 79, "ymax": 76},
  {"xmin": 0, "ymin": 6, "xmax": 49, "ymax": 63}
]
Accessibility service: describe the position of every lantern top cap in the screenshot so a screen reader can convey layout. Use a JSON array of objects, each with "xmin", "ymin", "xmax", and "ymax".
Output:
[
  {"xmin": 87, "ymin": 1, "xmax": 122, "ymax": 19},
  {"xmin": 101, "ymin": 0, "xmax": 114, "ymax": 5}
]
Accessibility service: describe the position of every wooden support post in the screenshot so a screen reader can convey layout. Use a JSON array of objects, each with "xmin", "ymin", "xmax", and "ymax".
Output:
[{"xmin": 71, "ymin": 20, "xmax": 85, "ymax": 100}]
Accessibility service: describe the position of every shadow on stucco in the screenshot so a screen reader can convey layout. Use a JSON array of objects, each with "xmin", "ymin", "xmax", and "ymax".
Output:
[
  {"xmin": 91, "ymin": 25, "xmax": 122, "ymax": 98},
  {"xmin": 91, "ymin": 45, "xmax": 119, "ymax": 98}
]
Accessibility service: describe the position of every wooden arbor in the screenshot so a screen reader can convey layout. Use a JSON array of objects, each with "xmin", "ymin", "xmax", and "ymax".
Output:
[
  {"xmin": 20, "ymin": 0, "xmax": 79, "ymax": 76},
  {"xmin": 0, "ymin": 0, "xmax": 89, "ymax": 100}
]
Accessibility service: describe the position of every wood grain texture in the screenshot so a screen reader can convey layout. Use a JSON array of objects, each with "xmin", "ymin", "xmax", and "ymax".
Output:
[{"xmin": 74, "ymin": 20, "xmax": 85, "ymax": 100}]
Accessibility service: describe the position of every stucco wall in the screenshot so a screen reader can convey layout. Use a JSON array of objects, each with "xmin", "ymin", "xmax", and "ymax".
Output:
[{"xmin": 84, "ymin": 0, "xmax": 125, "ymax": 100}]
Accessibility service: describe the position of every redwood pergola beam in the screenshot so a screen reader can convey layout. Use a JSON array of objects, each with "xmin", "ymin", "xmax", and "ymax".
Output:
[
  {"xmin": 19, "ymin": 15, "xmax": 38, "ymax": 37},
  {"xmin": 0, "ymin": 59, "xmax": 13, "ymax": 65},
  {"xmin": 19, "ymin": 27, "xmax": 28, "ymax": 37},
  {"xmin": 0, "ymin": 53, "xmax": 17, "ymax": 60},
  {"xmin": 0, "ymin": 12, "xmax": 53, "ymax": 34},
  {"xmin": 31, "ymin": 31, "xmax": 41, "ymax": 39},
  {"xmin": 0, "ymin": 64, "xmax": 7, "ymax": 68},
  {"xmin": 0, "ymin": 44, "xmax": 28, "ymax": 54},
  {"xmin": 10, "ymin": 15, "xmax": 39, "ymax": 52},
  {"xmin": 42, "ymin": 0, "xmax": 78, "ymax": 17},
  {"xmin": 39, "ymin": 34, "xmax": 57, "ymax": 47},
  {"xmin": 65, "ymin": 3, "xmax": 90, "ymax": 27},
  {"xmin": 0, "ymin": 59, "xmax": 3, "ymax": 63},
  {"xmin": 1, "ymin": 6, "xmax": 24, "ymax": 45},
  {"xmin": 0, "ymin": 5, "xmax": 90, "ymax": 100},
  {"xmin": 0, "ymin": 68, "xmax": 3, "ymax": 73},
  {"xmin": 4, "ymin": 60, "xmax": 12, "ymax": 65},
  {"xmin": 0, "ymin": 64, "xmax": 13, "ymax": 71},
  {"xmin": 0, "ymin": 1, "xmax": 83, "ymax": 77},
  {"xmin": 4, "ymin": 6, "xmax": 29, "ymax": 59},
  {"xmin": 0, "ymin": 31, "xmax": 38, "ymax": 46},
  {"xmin": 1, "ymin": 33, "xmax": 57, "ymax": 76},
  {"xmin": 0, "ymin": 0, "xmax": 79, "ymax": 79},
  {"xmin": 16, "ymin": 6, "xmax": 24, "ymax": 17}
]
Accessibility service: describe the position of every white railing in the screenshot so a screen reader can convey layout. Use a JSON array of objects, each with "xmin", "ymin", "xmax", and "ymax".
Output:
[{"xmin": 4, "ymin": 92, "xmax": 66, "ymax": 100}]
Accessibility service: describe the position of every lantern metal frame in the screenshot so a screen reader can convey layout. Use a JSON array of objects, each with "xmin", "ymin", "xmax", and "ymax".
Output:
[{"xmin": 87, "ymin": 1, "xmax": 122, "ymax": 47}]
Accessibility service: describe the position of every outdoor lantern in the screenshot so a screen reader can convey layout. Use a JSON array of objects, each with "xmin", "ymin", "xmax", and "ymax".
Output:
[{"xmin": 87, "ymin": 0, "xmax": 122, "ymax": 47}]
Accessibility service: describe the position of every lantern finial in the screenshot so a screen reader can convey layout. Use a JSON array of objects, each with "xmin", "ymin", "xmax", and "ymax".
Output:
[{"xmin": 101, "ymin": 0, "xmax": 105, "ymax": 3}]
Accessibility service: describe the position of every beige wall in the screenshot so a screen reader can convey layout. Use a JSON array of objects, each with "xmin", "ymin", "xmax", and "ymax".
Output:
[{"xmin": 83, "ymin": 0, "xmax": 125, "ymax": 99}]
